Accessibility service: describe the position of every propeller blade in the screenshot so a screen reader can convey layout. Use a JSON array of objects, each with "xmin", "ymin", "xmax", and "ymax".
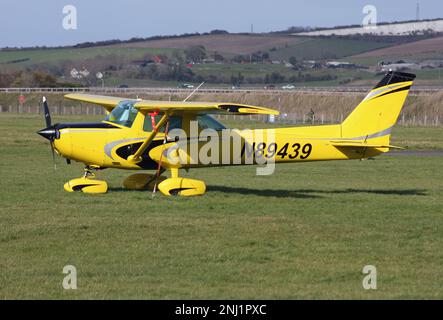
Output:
[
  {"xmin": 42, "ymin": 97, "xmax": 56, "ymax": 170},
  {"xmin": 43, "ymin": 96, "xmax": 52, "ymax": 128},
  {"xmin": 50, "ymin": 142, "xmax": 57, "ymax": 170}
]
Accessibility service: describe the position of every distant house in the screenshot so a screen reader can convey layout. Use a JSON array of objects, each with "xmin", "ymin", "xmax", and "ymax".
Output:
[
  {"xmin": 326, "ymin": 61, "xmax": 356, "ymax": 69},
  {"xmin": 202, "ymin": 58, "xmax": 215, "ymax": 64},
  {"xmin": 153, "ymin": 56, "xmax": 162, "ymax": 63},
  {"xmin": 420, "ymin": 60, "xmax": 443, "ymax": 69},
  {"xmin": 304, "ymin": 60, "xmax": 322, "ymax": 69},
  {"xmin": 131, "ymin": 59, "xmax": 155, "ymax": 67},
  {"xmin": 381, "ymin": 63, "xmax": 421, "ymax": 72}
]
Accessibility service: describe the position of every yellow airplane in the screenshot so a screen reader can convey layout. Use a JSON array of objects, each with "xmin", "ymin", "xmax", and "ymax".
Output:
[{"xmin": 37, "ymin": 71, "xmax": 415, "ymax": 196}]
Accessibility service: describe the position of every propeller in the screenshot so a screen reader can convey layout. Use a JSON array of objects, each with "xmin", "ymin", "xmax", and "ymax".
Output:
[
  {"xmin": 43, "ymin": 96, "xmax": 52, "ymax": 128},
  {"xmin": 38, "ymin": 97, "xmax": 57, "ymax": 170}
]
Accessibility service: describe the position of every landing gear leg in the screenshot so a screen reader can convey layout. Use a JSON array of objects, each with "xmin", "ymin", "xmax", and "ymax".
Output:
[
  {"xmin": 64, "ymin": 165, "xmax": 108, "ymax": 194},
  {"xmin": 83, "ymin": 165, "xmax": 96, "ymax": 179}
]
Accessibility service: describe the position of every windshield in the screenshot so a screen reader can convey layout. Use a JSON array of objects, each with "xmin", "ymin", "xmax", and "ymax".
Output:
[{"xmin": 105, "ymin": 101, "xmax": 138, "ymax": 127}]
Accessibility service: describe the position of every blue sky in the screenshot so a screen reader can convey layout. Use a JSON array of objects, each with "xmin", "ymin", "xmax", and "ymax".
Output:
[{"xmin": 1, "ymin": 0, "xmax": 442, "ymax": 47}]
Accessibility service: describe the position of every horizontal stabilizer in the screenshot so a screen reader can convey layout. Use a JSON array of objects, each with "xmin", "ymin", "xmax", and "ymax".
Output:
[{"xmin": 331, "ymin": 141, "xmax": 405, "ymax": 150}]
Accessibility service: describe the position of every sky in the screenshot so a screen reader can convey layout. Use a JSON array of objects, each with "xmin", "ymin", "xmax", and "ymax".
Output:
[{"xmin": 1, "ymin": 0, "xmax": 442, "ymax": 48}]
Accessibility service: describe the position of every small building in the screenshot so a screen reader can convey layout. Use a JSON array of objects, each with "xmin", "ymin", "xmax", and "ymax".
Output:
[
  {"xmin": 381, "ymin": 63, "xmax": 421, "ymax": 72},
  {"xmin": 153, "ymin": 56, "xmax": 162, "ymax": 63},
  {"xmin": 326, "ymin": 61, "xmax": 356, "ymax": 69},
  {"xmin": 202, "ymin": 58, "xmax": 215, "ymax": 64}
]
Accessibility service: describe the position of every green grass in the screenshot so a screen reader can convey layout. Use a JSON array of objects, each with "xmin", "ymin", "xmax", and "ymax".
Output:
[
  {"xmin": 0, "ymin": 114, "xmax": 442, "ymax": 299},
  {"xmin": 269, "ymin": 37, "xmax": 393, "ymax": 61},
  {"xmin": 0, "ymin": 47, "xmax": 179, "ymax": 68},
  {"xmin": 391, "ymin": 126, "xmax": 443, "ymax": 150},
  {"xmin": 349, "ymin": 52, "xmax": 443, "ymax": 68}
]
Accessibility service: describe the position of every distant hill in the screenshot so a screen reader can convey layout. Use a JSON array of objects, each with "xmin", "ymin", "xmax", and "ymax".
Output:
[
  {"xmin": 1, "ymin": 33, "xmax": 443, "ymax": 88},
  {"xmin": 114, "ymin": 34, "xmax": 303, "ymax": 55},
  {"xmin": 352, "ymin": 36, "xmax": 443, "ymax": 57},
  {"xmin": 296, "ymin": 19, "xmax": 443, "ymax": 37}
]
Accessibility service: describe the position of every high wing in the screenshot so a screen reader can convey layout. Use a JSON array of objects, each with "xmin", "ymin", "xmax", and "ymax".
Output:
[
  {"xmin": 65, "ymin": 94, "xmax": 136, "ymax": 112},
  {"xmin": 64, "ymin": 93, "xmax": 279, "ymax": 115},
  {"xmin": 133, "ymin": 101, "xmax": 279, "ymax": 115}
]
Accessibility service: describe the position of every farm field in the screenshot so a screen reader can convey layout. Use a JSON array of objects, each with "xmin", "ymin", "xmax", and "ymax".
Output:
[
  {"xmin": 2, "ymin": 33, "xmax": 443, "ymax": 87},
  {"xmin": 352, "ymin": 36, "xmax": 443, "ymax": 58},
  {"xmin": 0, "ymin": 35, "xmax": 393, "ymax": 67},
  {"xmin": 121, "ymin": 35, "xmax": 394, "ymax": 60},
  {"xmin": 0, "ymin": 114, "xmax": 442, "ymax": 299},
  {"xmin": 0, "ymin": 46, "xmax": 179, "ymax": 68}
]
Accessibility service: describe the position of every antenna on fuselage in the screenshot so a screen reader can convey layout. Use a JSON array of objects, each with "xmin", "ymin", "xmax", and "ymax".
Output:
[{"xmin": 183, "ymin": 82, "xmax": 205, "ymax": 102}]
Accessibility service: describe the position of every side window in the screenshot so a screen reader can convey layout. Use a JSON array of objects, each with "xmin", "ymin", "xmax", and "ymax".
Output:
[
  {"xmin": 105, "ymin": 101, "xmax": 138, "ymax": 128},
  {"xmin": 143, "ymin": 113, "xmax": 182, "ymax": 132},
  {"xmin": 197, "ymin": 115, "xmax": 226, "ymax": 131}
]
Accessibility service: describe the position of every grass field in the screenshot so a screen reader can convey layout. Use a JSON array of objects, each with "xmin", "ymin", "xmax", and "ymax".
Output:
[
  {"xmin": 0, "ymin": 114, "xmax": 442, "ymax": 299},
  {"xmin": 0, "ymin": 47, "xmax": 179, "ymax": 68},
  {"xmin": 0, "ymin": 35, "xmax": 392, "ymax": 67}
]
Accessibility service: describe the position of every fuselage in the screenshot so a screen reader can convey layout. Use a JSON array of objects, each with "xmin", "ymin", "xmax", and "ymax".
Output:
[{"xmin": 45, "ymin": 116, "xmax": 384, "ymax": 171}]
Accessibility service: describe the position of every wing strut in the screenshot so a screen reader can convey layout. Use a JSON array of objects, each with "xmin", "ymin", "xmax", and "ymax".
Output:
[
  {"xmin": 152, "ymin": 120, "xmax": 170, "ymax": 197},
  {"xmin": 127, "ymin": 113, "xmax": 169, "ymax": 164}
]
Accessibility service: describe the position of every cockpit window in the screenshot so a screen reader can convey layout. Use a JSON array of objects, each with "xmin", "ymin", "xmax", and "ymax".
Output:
[
  {"xmin": 105, "ymin": 101, "xmax": 138, "ymax": 128},
  {"xmin": 143, "ymin": 113, "xmax": 182, "ymax": 132},
  {"xmin": 197, "ymin": 115, "xmax": 226, "ymax": 131}
]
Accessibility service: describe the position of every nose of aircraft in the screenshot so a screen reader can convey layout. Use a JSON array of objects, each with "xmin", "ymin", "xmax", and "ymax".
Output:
[{"xmin": 37, "ymin": 125, "xmax": 58, "ymax": 141}]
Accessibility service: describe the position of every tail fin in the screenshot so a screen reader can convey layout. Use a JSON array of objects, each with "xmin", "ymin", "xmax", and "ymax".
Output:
[{"xmin": 341, "ymin": 71, "xmax": 416, "ymax": 145}]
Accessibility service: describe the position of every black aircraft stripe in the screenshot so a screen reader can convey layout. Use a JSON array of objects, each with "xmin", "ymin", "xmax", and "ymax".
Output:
[
  {"xmin": 373, "ymin": 71, "xmax": 416, "ymax": 90},
  {"xmin": 375, "ymin": 85, "xmax": 412, "ymax": 99},
  {"xmin": 56, "ymin": 122, "xmax": 120, "ymax": 130}
]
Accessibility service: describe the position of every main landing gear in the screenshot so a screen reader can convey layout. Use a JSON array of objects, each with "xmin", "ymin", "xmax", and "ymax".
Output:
[
  {"xmin": 64, "ymin": 167, "xmax": 206, "ymax": 196},
  {"xmin": 124, "ymin": 168, "xmax": 206, "ymax": 196},
  {"xmin": 64, "ymin": 166, "xmax": 108, "ymax": 194}
]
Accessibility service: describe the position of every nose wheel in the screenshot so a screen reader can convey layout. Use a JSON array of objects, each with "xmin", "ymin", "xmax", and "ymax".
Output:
[{"xmin": 64, "ymin": 165, "xmax": 108, "ymax": 194}]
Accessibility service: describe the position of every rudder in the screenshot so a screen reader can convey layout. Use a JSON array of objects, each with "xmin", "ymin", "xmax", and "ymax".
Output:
[{"xmin": 341, "ymin": 71, "xmax": 416, "ymax": 145}]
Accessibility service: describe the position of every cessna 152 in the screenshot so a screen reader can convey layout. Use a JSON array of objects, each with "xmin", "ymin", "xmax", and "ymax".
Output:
[{"xmin": 37, "ymin": 71, "xmax": 415, "ymax": 196}]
